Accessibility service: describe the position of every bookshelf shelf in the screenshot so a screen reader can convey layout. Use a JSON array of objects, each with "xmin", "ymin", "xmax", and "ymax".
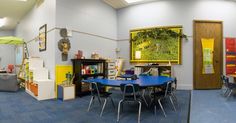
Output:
[{"xmin": 71, "ymin": 59, "xmax": 106, "ymax": 96}]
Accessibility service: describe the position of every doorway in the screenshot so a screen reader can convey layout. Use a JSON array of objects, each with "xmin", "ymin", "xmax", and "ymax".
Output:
[{"xmin": 193, "ymin": 20, "xmax": 223, "ymax": 89}]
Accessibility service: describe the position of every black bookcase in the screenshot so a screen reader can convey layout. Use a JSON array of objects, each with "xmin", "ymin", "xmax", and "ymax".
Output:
[
  {"xmin": 71, "ymin": 59, "xmax": 106, "ymax": 96},
  {"xmin": 135, "ymin": 65, "xmax": 172, "ymax": 77}
]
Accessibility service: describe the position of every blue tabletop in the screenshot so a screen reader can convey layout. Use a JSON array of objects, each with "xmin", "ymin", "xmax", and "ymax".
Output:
[{"xmin": 82, "ymin": 76, "xmax": 174, "ymax": 87}]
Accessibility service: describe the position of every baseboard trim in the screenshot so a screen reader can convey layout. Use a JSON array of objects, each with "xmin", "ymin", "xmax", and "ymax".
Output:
[{"xmin": 177, "ymin": 84, "xmax": 193, "ymax": 90}]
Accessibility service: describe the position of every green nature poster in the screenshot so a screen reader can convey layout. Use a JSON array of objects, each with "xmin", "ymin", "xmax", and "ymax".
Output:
[{"xmin": 130, "ymin": 26, "xmax": 183, "ymax": 64}]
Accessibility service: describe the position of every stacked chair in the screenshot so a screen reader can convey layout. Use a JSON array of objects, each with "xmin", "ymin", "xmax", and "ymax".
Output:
[{"xmin": 221, "ymin": 75, "xmax": 236, "ymax": 99}]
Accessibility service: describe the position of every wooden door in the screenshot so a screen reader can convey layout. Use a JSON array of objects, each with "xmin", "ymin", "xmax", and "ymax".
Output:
[{"xmin": 193, "ymin": 20, "xmax": 223, "ymax": 89}]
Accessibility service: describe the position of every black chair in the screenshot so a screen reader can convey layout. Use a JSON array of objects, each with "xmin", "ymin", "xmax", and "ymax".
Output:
[
  {"xmin": 118, "ymin": 74, "xmax": 148, "ymax": 107},
  {"xmin": 220, "ymin": 75, "xmax": 228, "ymax": 96},
  {"xmin": 117, "ymin": 84, "xmax": 142, "ymax": 123},
  {"xmin": 169, "ymin": 78, "xmax": 178, "ymax": 108},
  {"xmin": 222, "ymin": 76, "xmax": 236, "ymax": 99},
  {"xmin": 87, "ymin": 82, "xmax": 115, "ymax": 117},
  {"xmin": 150, "ymin": 81, "xmax": 175, "ymax": 117}
]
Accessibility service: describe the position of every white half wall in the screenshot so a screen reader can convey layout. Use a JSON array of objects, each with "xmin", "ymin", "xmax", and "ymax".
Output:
[
  {"xmin": 55, "ymin": 0, "xmax": 118, "ymax": 65},
  {"xmin": 15, "ymin": 0, "xmax": 56, "ymax": 79},
  {"xmin": 117, "ymin": 0, "xmax": 236, "ymax": 90}
]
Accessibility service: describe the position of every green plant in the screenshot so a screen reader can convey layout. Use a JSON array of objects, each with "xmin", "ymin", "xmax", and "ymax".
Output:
[{"xmin": 131, "ymin": 28, "xmax": 188, "ymax": 42}]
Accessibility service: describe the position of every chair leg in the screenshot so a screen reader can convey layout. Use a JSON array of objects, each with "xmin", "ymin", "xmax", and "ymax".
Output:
[
  {"xmin": 110, "ymin": 96, "xmax": 115, "ymax": 109},
  {"xmin": 158, "ymin": 99, "xmax": 166, "ymax": 117},
  {"xmin": 149, "ymin": 98, "xmax": 154, "ymax": 107},
  {"xmin": 224, "ymin": 89, "xmax": 230, "ymax": 97},
  {"xmin": 97, "ymin": 95, "xmax": 102, "ymax": 106},
  {"xmin": 88, "ymin": 96, "xmax": 95, "ymax": 112},
  {"xmin": 141, "ymin": 93, "xmax": 148, "ymax": 107},
  {"xmin": 100, "ymin": 98, "xmax": 107, "ymax": 117},
  {"xmin": 171, "ymin": 93, "xmax": 178, "ymax": 102},
  {"xmin": 148, "ymin": 88, "xmax": 153, "ymax": 100},
  {"xmin": 221, "ymin": 86, "xmax": 227, "ymax": 95},
  {"xmin": 169, "ymin": 96, "xmax": 176, "ymax": 112},
  {"xmin": 138, "ymin": 101, "xmax": 142, "ymax": 123},
  {"xmin": 171, "ymin": 93, "xmax": 179, "ymax": 108},
  {"xmin": 154, "ymin": 105, "xmax": 157, "ymax": 115},
  {"xmin": 227, "ymin": 90, "xmax": 233, "ymax": 99},
  {"xmin": 121, "ymin": 101, "xmax": 124, "ymax": 113},
  {"xmin": 117, "ymin": 100, "xmax": 123, "ymax": 122}
]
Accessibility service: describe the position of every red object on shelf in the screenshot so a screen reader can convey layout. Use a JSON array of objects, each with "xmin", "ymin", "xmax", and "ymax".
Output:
[
  {"xmin": 75, "ymin": 50, "xmax": 83, "ymax": 59},
  {"xmin": 7, "ymin": 64, "xmax": 14, "ymax": 73}
]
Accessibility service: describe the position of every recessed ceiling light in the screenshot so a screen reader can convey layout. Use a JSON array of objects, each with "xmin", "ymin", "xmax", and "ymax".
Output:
[
  {"xmin": 124, "ymin": 0, "xmax": 144, "ymax": 4},
  {"xmin": 17, "ymin": 0, "xmax": 27, "ymax": 2},
  {"xmin": 0, "ymin": 18, "xmax": 6, "ymax": 27}
]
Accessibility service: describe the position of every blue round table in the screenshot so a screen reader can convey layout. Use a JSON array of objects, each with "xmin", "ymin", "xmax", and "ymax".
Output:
[{"xmin": 82, "ymin": 76, "xmax": 174, "ymax": 87}]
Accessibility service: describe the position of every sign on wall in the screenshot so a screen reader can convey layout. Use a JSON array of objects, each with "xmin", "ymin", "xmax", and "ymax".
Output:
[{"xmin": 226, "ymin": 38, "xmax": 236, "ymax": 75}]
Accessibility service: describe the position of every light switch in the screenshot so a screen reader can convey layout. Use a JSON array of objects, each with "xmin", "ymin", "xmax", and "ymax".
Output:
[{"xmin": 67, "ymin": 30, "xmax": 72, "ymax": 37}]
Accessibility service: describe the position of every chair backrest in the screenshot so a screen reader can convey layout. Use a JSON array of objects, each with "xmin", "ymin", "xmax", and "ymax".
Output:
[
  {"xmin": 172, "ymin": 78, "xmax": 177, "ymax": 91},
  {"xmin": 221, "ymin": 75, "xmax": 226, "ymax": 84},
  {"xmin": 131, "ymin": 74, "xmax": 138, "ymax": 80},
  {"xmin": 224, "ymin": 76, "xmax": 230, "ymax": 87},
  {"xmin": 220, "ymin": 75, "xmax": 225, "ymax": 81},
  {"xmin": 90, "ymin": 82, "xmax": 103, "ymax": 96},
  {"xmin": 120, "ymin": 83, "xmax": 140, "ymax": 100},
  {"xmin": 164, "ymin": 81, "xmax": 172, "ymax": 97}
]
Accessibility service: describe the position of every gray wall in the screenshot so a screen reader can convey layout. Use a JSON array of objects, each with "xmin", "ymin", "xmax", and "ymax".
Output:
[
  {"xmin": 0, "ymin": 30, "xmax": 15, "ymax": 69},
  {"xmin": 15, "ymin": 0, "xmax": 56, "ymax": 79},
  {"xmin": 117, "ymin": 0, "xmax": 236, "ymax": 89},
  {"xmin": 15, "ymin": 0, "xmax": 118, "ymax": 79},
  {"xmin": 56, "ymin": 0, "xmax": 118, "ymax": 65},
  {"xmin": 0, "ymin": 30, "xmax": 14, "ymax": 36}
]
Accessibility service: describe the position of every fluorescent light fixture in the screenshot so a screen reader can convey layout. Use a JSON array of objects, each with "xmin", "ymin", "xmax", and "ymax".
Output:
[
  {"xmin": 0, "ymin": 18, "xmax": 6, "ymax": 27},
  {"xmin": 125, "ymin": 0, "xmax": 144, "ymax": 4},
  {"xmin": 17, "ymin": 0, "xmax": 27, "ymax": 2}
]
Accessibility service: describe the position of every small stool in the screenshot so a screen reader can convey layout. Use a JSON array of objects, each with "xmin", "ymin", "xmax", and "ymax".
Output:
[{"xmin": 58, "ymin": 84, "xmax": 75, "ymax": 101}]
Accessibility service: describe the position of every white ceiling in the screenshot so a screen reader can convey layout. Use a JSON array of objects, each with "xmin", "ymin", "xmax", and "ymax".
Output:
[
  {"xmin": 103, "ymin": 0, "xmax": 159, "ymax": 9},
  {"xmin": 0, "ymin": 0, "xmax": 36, "ymax": 30},
  {"xmin": 103, "ymin": 0, "xmax": 236, "ymax": 9}
]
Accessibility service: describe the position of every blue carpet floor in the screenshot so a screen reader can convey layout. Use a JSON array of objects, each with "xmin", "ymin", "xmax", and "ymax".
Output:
[
  {"xmin": 0, "ymin": 89, "xmax": 190, "ymax": 123},
  {"xmin": 190, "ymin": 90, "xmax": 236, "ymax": 123}
]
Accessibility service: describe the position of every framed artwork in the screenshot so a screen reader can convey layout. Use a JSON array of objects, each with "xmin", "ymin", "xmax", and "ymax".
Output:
[
  {"xmin": 39, "ymin": 24, "xmax": 47, "ymax": 52},
  {"xmin": 130, "ymin": 26, "xmax": 183, "ymax": 64}
]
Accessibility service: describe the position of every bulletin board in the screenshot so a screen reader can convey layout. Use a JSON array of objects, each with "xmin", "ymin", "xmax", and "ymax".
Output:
[{"xmin": 130, "ymin": 26, "xmax": 183, "ymax": 64}]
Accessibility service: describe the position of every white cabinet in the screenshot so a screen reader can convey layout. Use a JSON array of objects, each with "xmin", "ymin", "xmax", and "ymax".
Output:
[
  {"xmin": 25, "ymin": 58, "xmax": 55, "ymax": 100},
  {"xmin": 26, "ymin": 79, "xmax": 55, "ymax": 100},
  {"xmin": 106, "ymin": 61, "xmax": 116, "ymax": 80}
]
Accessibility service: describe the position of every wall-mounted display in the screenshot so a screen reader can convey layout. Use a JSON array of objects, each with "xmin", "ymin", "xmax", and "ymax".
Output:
[
  {"xmin": 58, "ymin": 28, "xmax": 71, "ymax": 61},
  {"xmin": 225, "ymin": 38, "xmax": 236, "ymax": 75},
  {"xmin": 39, "ymin": 24, "xmax": 47, "ymax": 52},
  {"xmin": 130, "ymin": 26, "xmax": 184, "ymax": 64}
]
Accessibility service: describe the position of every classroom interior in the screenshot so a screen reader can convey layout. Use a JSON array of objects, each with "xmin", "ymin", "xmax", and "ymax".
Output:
[{"xmin": 1, "ymin": 0, "xmax": 236, "ymax": 123}]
